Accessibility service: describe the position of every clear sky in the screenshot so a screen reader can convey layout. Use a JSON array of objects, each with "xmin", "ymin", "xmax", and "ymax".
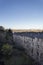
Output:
[{"xmin": 0, "ymin": 0, "xmax": 43, "ymax": 29}]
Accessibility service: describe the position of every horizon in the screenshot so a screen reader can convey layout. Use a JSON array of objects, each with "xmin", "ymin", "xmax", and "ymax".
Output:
[
  {"xmin": 1, "ymin": 25, "xmax": 43, "ymax": 30},
  {"xmin": 0, "ymin": 0, "xmax": 43, "ymax": 29}
]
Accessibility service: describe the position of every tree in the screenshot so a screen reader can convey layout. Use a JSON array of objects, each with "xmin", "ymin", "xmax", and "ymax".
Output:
[
  {"xmin": 0, "ymin": 26, "xmax": 5, "ymax": 31},
  {"xmin": 5, "ymin": 29, "xmax": 13, "ymax": 44},
  {"xmin": 0, "ymin": 26, "xmax": 6, "ymax": 51}
]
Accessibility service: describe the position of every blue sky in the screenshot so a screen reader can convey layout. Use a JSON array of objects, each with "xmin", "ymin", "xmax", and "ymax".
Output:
[{"xmin": 0, "ymin": 0, "xmax": 43, "ymax": 29}]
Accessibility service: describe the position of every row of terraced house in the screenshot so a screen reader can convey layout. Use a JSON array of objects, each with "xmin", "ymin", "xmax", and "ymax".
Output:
[{"xmin": 13, "ymin": 33, "xmax": 43, "ymax": 65}]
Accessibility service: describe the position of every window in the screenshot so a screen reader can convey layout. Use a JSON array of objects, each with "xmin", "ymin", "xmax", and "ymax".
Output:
[{"xmin": 37, "ymin": 51, "xmax": 39, "ymax": 56}]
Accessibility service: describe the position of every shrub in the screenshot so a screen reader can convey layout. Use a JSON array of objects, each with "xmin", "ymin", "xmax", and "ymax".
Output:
[{"xmin": 1, "ymin": 43, "xmax": 13, "ymax": 59}]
